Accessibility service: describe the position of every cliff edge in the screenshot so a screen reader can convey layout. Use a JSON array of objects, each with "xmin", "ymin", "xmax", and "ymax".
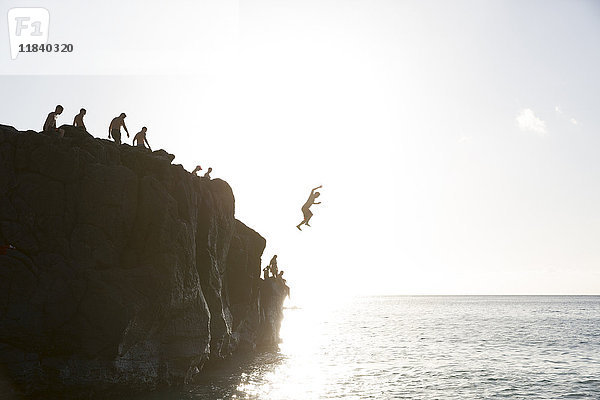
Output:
[{"xmin": 0, "ymin": 125, "xmax": 287, "ymax": 395}]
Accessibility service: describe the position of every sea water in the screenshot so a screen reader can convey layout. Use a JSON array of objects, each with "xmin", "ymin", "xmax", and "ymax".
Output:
[{"xmin": 144, "ymin": 296, "xmax": 600, "ymax": 399}]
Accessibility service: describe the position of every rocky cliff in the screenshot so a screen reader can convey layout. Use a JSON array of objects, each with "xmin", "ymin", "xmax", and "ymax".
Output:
[{"xmin": 0, "ymin": 125, "xmax": 287, "ymax": 396}]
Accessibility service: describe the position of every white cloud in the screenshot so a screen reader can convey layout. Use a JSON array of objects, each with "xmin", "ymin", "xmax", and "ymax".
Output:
[
  {"xmin": 570, "ymin": 118, "xmax": 578, "ymax": 125},
  {"xmin": 516, "ymin": 108, "xmax": 547, "ymax": 136},
  {"xmin": 555, "ymin": 106, "xmax": 563, "ymax": 115},
  {"xmin": 458, "ymin": 135, "xmax": 471, "ymax": 143}
]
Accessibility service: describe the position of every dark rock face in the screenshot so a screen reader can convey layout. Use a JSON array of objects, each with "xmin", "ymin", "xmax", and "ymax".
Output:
[{"xmin": 0, "ymin": 125, "xmax": 286, "ymax": 395}]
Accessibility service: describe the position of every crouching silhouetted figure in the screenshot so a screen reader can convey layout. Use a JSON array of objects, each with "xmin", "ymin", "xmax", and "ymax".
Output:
[
  {"xmin": 277, "ymin": 271, "xmax": 286, "ymax": 283},
  {"xmin": 133, "ymin": 127, "xmax": 151, "ymax": 151}
]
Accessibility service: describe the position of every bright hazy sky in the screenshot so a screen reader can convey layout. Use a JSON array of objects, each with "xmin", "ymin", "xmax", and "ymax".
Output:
[{"xmin": 1, "ymin": 0, "xmax": 599, "ymax": 299}]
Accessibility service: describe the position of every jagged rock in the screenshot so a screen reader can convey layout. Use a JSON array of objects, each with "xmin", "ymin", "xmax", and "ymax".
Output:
[{"xmin": 0, "ymin": 125, "xmax": 286, "ymax": 396}]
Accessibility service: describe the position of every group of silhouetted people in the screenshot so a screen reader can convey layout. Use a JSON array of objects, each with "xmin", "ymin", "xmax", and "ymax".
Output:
[
  {"xmin": 263, "ymin": 255, "xmax": 285, "ymax": 280},
  {"xmin": 263, "ymin": 255, "xmax": 290, "ymax": 297},
  {"xmin": 42, "ymin": 105, "xmax": 151, "ymax": 151},
  {"xmin": 106, "ymin": 112, "xmax": 152, "ymax": 151},
  {"xmin": 41, "ymin": 105, "xmax": 217, "ymax": 181},
  {"xmin": 192, "ymin": 165, "xmax": 212, "ymax": 179},
  {"xmin": 44, "ymin": 105, "xmax": 88, "ymax": 137}
]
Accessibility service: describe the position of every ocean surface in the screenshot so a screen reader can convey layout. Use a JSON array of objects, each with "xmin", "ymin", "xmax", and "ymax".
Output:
[{"xmin": 144, "ymin": 296, "xmax": 600, "ymax": 399}]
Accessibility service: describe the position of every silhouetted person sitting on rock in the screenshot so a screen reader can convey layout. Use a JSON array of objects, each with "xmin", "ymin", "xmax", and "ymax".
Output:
[
  {"xmin": 73, "ymin": 108, "xmax": 86, "ymax": 130},
  {"xmin": 133, "ymin": 127, "xmax": 151, "ymax": 150},
  {"xmin": 192, "ymin": 165, "xmax": 202, "ymax": 175},
  {"xmin": 277, "ymin": 271, "xmax": 285, "ymax": 282},
  {"xmin": 43, "ymin": 105, "xmax": 65, "ymax": 137},
  {"xmin": 203, "ymin": 167, "xmax": 212, "ymax": 179},
  {"xmin": 263, "ymin": 266, "xmax": 270, "ymax": 280},
  {"xmin": 296, "ymin": 185, "xmax": 322, "ymax": 230},
  {"xmin": 108, "ymin": 113, "xmax": 129, "ymax": 145},
  {"xmin": 268, "ymin": 255, "xmax": 278, "ymax": 277}
]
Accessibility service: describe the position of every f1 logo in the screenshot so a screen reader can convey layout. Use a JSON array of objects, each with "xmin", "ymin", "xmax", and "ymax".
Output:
[{"xmin": 7, "ymin": 8, "xmax": 50, "ymax": 60}]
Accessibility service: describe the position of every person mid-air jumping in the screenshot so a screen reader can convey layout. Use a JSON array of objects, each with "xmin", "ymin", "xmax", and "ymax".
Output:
[{"xmin": 296, "ymin": 185, "xmax": 323, "ymax": 231}]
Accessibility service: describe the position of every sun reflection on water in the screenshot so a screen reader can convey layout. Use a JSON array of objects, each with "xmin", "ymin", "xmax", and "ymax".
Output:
[{"xmin": 232, "ymin": 295, "xmax": 354, "ymax": 400}]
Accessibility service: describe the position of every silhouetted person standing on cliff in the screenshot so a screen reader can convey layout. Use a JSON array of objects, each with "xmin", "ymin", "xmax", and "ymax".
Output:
[
  {"xmin": 73, "ymin": 108, "xmax": 86, "ymax": 130},
  {"xmin": 108, "ymin": 113, "xmax": 129, "ymax": 145},
  {"xmin": 43, "ymin": 105, "xmax": 65, "ymax": 137},
  {"xmin": 133, "ymin": 127, "xmax": 151, "ymax": 150},
  {"xmin": 268, "ymin": 255, "xmax": 278, "ymax": 277},
  {"xmin": 296, "ymin": 185, "xmax": 322, "ymax": 230}
]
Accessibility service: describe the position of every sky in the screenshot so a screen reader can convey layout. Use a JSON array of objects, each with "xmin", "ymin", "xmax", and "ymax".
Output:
[{"xmin": 1, "ymin": 0, "xmax": 599, "ymax": 300}]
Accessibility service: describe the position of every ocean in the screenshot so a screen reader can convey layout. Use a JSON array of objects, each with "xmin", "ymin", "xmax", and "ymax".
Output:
[{"xmin": 143, "ymin": 296, "xmax": 600, "ymax": 399}]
